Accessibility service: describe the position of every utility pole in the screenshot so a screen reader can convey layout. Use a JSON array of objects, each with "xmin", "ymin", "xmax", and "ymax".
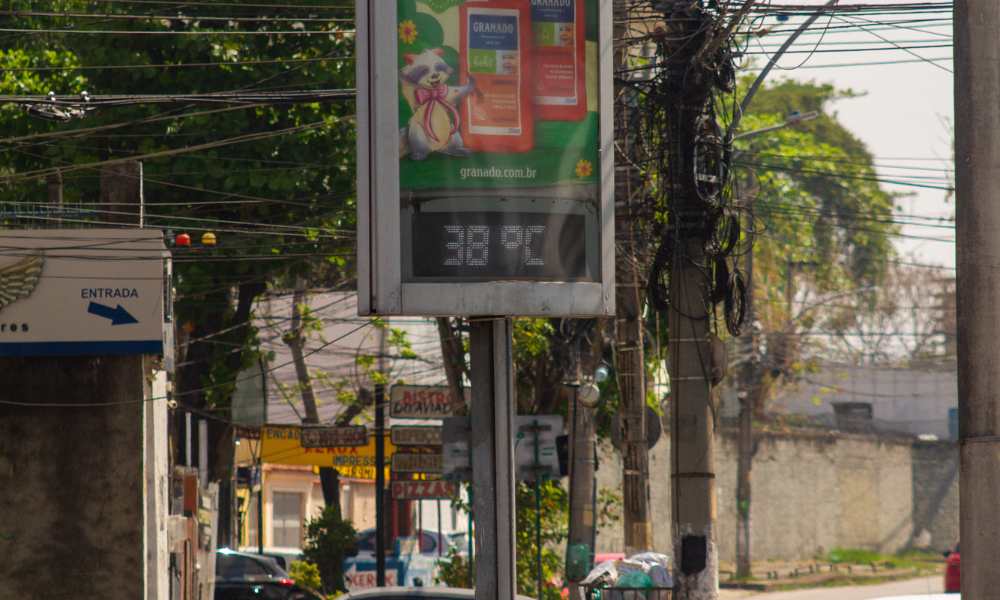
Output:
[
  {"xmin": 662, "ymin": 4, "xmax": 720, "ymax": 597},
  {"xmin": 954, "ymin": 0, "xmax": 1000, "ymax": 596},
  {"xmin": 735, "ymin": 248, "xmax": 754, "ymax": 580},
  {"xmin": 614, "ymin": 1, "xmax": 651, "ymax": 556},
  {"xmin": 47, "ymin": 170, "xmax": 63, "ymax": 227},
  {"xmin": 0, "ymin": 161, "xmax": 150, "ymax": 599},
  {"xmin": 469, "ymin": 318, "xmax": 517, "ymax": 600}
]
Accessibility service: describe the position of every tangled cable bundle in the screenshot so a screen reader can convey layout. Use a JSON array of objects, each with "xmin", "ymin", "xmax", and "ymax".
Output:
[{"xmin": 614, "ymin": 0, "xmax": 755, "ymax": 336}]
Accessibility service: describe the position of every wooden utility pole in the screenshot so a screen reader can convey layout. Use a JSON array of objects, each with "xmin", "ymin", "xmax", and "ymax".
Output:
[
  {"xmin": 955, "ymin": 0, "xmax": 1000, "ymax": 596},
  {"xmin": 47, "ymin": 170, "xmax": 63, "ymax": 227},
  {"xmin": 735, "ymin": 249, "xmax": 754, "ymax": 579},
  {"xmin": 614, "ymin": 1, "xmax": 652, "ymax": 556}
]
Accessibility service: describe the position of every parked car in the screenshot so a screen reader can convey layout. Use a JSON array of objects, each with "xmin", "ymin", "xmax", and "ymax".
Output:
[
  {"xmin": 236, "ymin": 546, "xmax": 305, "ymax": 570},
  {"xmin": 340, "ymin": 586, "xmax": 534, "ymax": 600},
  {"xmin": 944, "ymin": 541, "xmax": 960, "ymax": 593},
  {"xmin": 215, "ymin": 549, "xmax": 322, "ymax": 600}
]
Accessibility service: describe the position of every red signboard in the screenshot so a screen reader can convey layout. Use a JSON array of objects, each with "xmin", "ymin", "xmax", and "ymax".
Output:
[{"xmin": 390, "ymin": 480, "xmax": 459, "ymax": 500}]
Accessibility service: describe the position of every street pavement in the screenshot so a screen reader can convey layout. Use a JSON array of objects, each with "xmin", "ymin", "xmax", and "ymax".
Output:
[{"xmin": 718, "ymin": 575, "xmax": 945, "ymax": 600}]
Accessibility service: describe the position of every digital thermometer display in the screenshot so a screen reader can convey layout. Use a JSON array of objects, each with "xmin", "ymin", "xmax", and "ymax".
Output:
[{"xmin": 410, "ymin": 211, "xmax": 589, "ymax": 280}]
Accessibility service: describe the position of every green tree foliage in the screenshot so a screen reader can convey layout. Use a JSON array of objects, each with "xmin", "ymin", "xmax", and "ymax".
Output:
[
  {"xmin": 0, "ymin": 1, "xmax": 358, "ymax": 464},
  {"xmin": 287, "ymin": 561, "xmax": 325, "ymax": 596},
  {"xmin": 515, "ymin": 480, "xmax": 569, "ymax": 600},
  {"xmin": 731, "ymin": 78, "xmax": 900, "ymax": 414},
  {"xmin": 302, "ymin": 506, "xmax": 358, "ymax": 595}
]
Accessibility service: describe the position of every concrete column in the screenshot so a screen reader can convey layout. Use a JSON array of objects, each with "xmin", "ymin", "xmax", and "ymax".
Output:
[{"xmin": 955, "ymin": 0, "xmax": 1000, "ymax": 597}]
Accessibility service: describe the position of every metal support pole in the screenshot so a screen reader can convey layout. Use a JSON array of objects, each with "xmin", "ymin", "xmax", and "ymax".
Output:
[
  {"xmin": 257, "ymin": 467, "xmax": 264, "ymax": 555},
  {"xmin": 199, "ymin": 419, "xmax": 208, "ymax": 487},
  {"xmin": 534, "ymin": 426, "xmax": 543, "ymax": 598},
  {"xmin": 955, "ymin": 0, "xmax": 1000, "ymax": 596},
  {"xmin": 470, "ymin": 318, "xmax": 516, "ymax": 600},
  {"xmin": 375, "ymin": 384, "xmax": 386, "ymax": 586},
  {"xmin": 185, "ymin": 412, "xmax": 192, "ymax": 468},
  {"xmin": 375, "ymin": 322, "xmax": 388, "ymax": 586},
  {"xmin": 567, "ymin": 390, "xmax": 596, "ymax": 600}
]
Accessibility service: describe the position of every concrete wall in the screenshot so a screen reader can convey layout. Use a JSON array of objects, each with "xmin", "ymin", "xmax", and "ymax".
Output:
[
  {"xmin": 595, "ymin": 432, "xmax": 673, "ymax": 556},
  {"xmin": 595, "ymin": 420, "xmax": 959, "ymax": 563},
  {"xmin": 911, "ymin": 440, "xmax": 960, "ymax": 554},
  {"xmin": 0, "ymin": 355, "xmax": 146, "ymax": 600}
]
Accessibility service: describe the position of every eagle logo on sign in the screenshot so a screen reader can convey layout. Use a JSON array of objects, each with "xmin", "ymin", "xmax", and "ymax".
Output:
[{"xmin": 0, "ymin": 250, "xmax": 43, "ymax": 312}]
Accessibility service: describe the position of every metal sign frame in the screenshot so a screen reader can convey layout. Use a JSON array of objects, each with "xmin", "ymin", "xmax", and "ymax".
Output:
[{"xmin": 357, "ymin": 0, "xmax": 615, "ymax": 317}]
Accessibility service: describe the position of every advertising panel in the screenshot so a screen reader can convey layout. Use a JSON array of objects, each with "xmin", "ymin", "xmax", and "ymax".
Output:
[
  {"xmin": 358, "ymin": 0, "xmax": 613, "ymax": 317},
  {"xmin": 260, "ymin": 426, "xmax": 396, "ymax": 480}
]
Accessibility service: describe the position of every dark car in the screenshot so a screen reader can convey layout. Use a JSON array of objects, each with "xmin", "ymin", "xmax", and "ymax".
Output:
[
  {"xmin": 355, "ymin": 529, "xmax": 469, "ymax": 556},
  {"xmin": 215, "ymin": 549, "xmax": 322, "ymax": 600},
  {"xmin": 944, "ymin": 541, "xmax": 960, "ymax": 593}
]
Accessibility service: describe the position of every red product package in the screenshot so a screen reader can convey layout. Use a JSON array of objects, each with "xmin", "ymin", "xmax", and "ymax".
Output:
[
  {"xmin": 530, "ymin": 0, "xmax": 587, "ymax": 122},
  {"xmin": 460, "ymin": 0, "xmax": 535, "ymax": 154}
]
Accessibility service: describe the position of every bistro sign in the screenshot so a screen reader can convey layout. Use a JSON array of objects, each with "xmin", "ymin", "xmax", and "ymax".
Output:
[{"xmin": 389, "ymin": 385, "xmax": 470, "ymax": 419}]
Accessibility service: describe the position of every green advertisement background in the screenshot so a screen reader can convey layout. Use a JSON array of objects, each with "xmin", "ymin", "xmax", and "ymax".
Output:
[{"xmin": 397, "ymin": 0, "xmax": 600, "ymax": 191}]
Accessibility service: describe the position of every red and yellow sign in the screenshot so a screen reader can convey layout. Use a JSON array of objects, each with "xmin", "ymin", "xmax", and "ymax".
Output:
[{"xmin": 260, "ymin": 426, "xmax": 397, "ymax": 480}]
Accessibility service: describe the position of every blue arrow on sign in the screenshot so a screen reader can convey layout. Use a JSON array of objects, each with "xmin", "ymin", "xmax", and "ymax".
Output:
[{"xmin": 87, "ymin": 302, "xmax": 139, "ymax": 325}]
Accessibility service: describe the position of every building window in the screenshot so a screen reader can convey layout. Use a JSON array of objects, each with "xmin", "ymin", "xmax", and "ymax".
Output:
[{"xmin": 272, "ymin": 491, "xmax": 303, "ymax": 548}]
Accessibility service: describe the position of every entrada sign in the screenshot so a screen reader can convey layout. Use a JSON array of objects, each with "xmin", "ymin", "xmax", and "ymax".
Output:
[{"xmin": 0, "ymin": 229, "xmax": 169, "ymax": 357}]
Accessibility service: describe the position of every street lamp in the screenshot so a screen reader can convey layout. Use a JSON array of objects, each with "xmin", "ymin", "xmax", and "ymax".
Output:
[{"xmin": 732, "ymin": 110, "xmax": 819, "ymax": 142}]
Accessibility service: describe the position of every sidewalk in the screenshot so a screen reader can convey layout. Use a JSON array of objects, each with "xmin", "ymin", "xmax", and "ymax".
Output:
[
  {"xmin": 716, "ymin": 559, "xmax": 943, "ymax": 593},
  {"xmin": 719, "ymin": 575, "xmax": 944, "ymax": 599}
]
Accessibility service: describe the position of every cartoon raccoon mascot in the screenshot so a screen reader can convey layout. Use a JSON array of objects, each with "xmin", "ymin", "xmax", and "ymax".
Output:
[{"xmin": 399, "ymin": 49, "xmax": 476, "ymax": 161}]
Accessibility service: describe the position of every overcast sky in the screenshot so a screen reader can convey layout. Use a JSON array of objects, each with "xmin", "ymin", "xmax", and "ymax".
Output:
[{"xmin": 738, "ymin": 0, "xmax": 955, "ymax": 271}]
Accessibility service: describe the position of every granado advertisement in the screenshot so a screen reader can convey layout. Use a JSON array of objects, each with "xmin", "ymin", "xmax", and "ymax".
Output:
[{"xmin": 396, "ymin": 0, "xmax": 602, "ymax": 284}]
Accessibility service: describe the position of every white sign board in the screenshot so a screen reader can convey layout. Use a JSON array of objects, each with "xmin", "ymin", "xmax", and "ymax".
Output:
[
  {"xmin": 301, "ymin": 426, "xmax": 367, "ymax": 448},
  {"xmin": 391, "ymin": 426, "xmax": 443, "ymax": 446},
  {"xmin": 391, "ymin": 452, "xmax": 443, "ymax": 474},
  {"xmin": 443, "ymin": 415, "xmax": 562, "ymax": 481},
  {"xmin": 0, "ymin": 229, "xmax": 168, "ymax": 357},
  {"xmin": 514, "ymin": 415, "xmax": 563, "ymax": 481},
  {"xmin": 390, "ymin": 385, "xmax": 470, "ymax": 419}
]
